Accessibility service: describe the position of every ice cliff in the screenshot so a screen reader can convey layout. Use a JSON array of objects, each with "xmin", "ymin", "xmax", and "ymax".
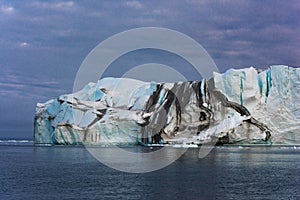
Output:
[{"xmin": 34, "ymin": 65, "xmax": 300, "ymax": 145}]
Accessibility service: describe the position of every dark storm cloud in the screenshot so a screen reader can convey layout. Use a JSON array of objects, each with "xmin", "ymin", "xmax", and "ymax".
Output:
[
  {"xmin": 0, "ymin": 0, "xmax": 299, "ymax": 138},
  {"xmin": 180, "ymin": 0, "xmax": 300, "ymax": 68}
]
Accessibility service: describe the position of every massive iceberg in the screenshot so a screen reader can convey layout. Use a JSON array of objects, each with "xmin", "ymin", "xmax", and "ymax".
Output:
[{"xmin": 34, "ymin": 65, "xmax": 300, "ymax": 145}]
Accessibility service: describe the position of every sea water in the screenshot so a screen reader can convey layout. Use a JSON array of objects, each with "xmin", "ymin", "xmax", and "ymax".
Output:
[{"xmin": 0, "ymin": 141, "xmax": 299, "ymax": 199}]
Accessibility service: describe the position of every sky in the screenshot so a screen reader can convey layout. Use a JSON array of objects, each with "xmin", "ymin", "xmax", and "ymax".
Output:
[{"xmin": 0, "ymin": 0, "xmax": 299, "ymax": 139}]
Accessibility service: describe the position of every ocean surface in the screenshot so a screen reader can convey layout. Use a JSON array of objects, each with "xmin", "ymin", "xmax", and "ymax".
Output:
[{"xmin": 0, "ymin": 140, "xmax": 299, "ymax": 200}]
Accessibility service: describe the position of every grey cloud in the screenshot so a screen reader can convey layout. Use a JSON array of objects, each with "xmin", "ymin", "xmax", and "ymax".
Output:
[
  {"xmin": 0, "ymin": 5, "xmax": 14, "ymax": 14},
  {"xmin": 31, "ymin": 1, "xmax": 75, "ymax": 11},
  {"xmin": 124, "ymin": 1, "xmax": 143, "ymax": 9}
]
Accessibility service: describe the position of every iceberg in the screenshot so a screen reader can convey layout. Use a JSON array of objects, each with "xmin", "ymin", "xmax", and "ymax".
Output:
[{"xmin": 34, "ymin": 65, "xmax": 300, "ymax": 145}]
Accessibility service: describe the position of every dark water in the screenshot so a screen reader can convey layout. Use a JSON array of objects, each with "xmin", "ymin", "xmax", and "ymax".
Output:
[{"xmin": 0, "ymin": 144, "xmax": 299, "ymax": 200}]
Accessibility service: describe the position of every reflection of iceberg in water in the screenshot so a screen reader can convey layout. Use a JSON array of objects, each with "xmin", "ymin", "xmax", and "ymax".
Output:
[{"xmin": 34, "ymin": 65, "xmax": 300, "ymax": 145}]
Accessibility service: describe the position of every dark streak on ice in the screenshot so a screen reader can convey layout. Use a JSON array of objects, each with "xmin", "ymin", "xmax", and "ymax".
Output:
[
  {"xmin": 208, "ymin": 79, "xmax": 271, "ymax": 142},
  {"xmin": 141, "ymin": 78, "xmax": 272, "ymax": 145}
]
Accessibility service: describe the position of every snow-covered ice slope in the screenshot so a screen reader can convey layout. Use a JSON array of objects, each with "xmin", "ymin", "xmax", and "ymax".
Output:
[{"xmin": 34, "ymin": 65, "xmax": 300, "ymax": 145}]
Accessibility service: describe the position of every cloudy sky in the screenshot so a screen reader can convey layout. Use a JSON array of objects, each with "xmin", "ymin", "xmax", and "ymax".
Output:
[{"xmin": 0, "ymin": 0, "xmax": 299, "ymax": 139}]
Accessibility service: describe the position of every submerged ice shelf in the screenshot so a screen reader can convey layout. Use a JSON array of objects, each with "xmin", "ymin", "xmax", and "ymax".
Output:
[{"xmin": 34, "ymin": 65, "xmax": 300, "ymax": 145}]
